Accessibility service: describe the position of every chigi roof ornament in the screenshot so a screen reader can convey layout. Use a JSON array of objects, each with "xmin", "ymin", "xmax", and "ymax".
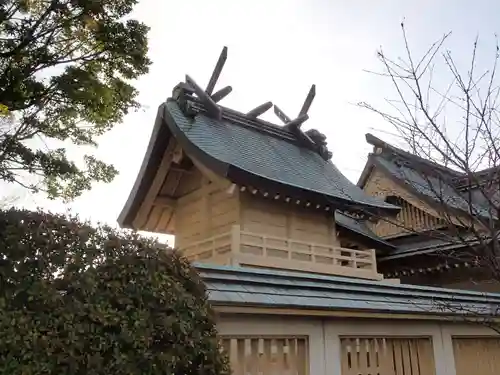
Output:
[{"xmin": 177, "ymin": 46, "xmax": 332, "ymax": 161}]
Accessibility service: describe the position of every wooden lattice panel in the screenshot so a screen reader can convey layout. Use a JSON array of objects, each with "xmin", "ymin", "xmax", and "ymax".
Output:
[
  {"xmin": 362, "ymin": 168, "xmax": 446, "ymax": 238},
  {"xmin": 220, "ymin": 336, "xmax": 308, "ymax": 375},
  {"xmin": 340, "ymin": 337, "xmax": 435, "ymax": 375},
  {"xmin": 453, "ymin": 337, "xmax": 500, "ymax": 375}
]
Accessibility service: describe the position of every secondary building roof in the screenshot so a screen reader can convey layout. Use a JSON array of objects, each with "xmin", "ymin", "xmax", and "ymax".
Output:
[
  {"xmin": 198, "ymin": 263, "xmax": 500, "ymax": 318},
  {"xmin": 354, "ymin": 133, "xmax": 499, "ymax": 264},
  {"xmin": 358, "ymin": 133, "xmax": 495, "ymax": 219}
]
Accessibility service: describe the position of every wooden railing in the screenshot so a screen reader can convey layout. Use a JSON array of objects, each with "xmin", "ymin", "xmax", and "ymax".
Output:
[
  {"xmin": 181, "ymin": 225, "xmax": 382, "ymax": 280},
  {"xmin": 181, "ymin": 231, "xmax": 234, "ymax": 264}
]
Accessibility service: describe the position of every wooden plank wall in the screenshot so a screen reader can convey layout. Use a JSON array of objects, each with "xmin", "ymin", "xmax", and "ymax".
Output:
[
  {"xmin": 209, "ymin": 187, "xmax": 239, "ymax": 237},
  {"xmin": 176, "ymin": 174, "xmax": 338, "ymax": 249},
  {"xmin": 362, "ymin": 168, "xmax": 444, "ymax": 238},
  {"xmin": 240, "ymin": 195, "xmax": 338, "ymax": 246},
  {"xmin": 340, "ymin": 337, "xmax": 435, "ymax": 375},
  {"xmin": 175, "ymin": 178, "xmax": 239, "ymax": 249},
  {"xmin": 220, "ymin": 336, "xmax": 308, "ymax": 375},
  {"xmin": 171, "ymin": 168, "xmax": 203, "ymax": 196},
  {"xmin": 453, "ymin": 337, "xmax": 500, "ymax": 375},
  {"xmin": 175, "ymin": 192, "xmax": 204, "ymax": 248}
]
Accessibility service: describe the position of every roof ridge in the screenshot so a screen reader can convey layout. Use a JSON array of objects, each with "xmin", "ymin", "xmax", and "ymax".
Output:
[
  {"xmin": 171, "ymin": 46, "xmax": 333, "ymax": 161},
  {"xmin": 365, "ymin": 133, "xmax": 462, "ymax": 178},
  {"xmin": 367, "ymin": 134, "xmax": 499, "ymax": 188},
  {"xmin": 175, "ymin": 96, "xmax": 298, "ymax": 142},
  {"xmin": 453, "ymin": 165, "xmax": 500, "ymax": 189},
  {"xmin": 172, "ymin": 85, "xmax": 333, "ymax": 160}
]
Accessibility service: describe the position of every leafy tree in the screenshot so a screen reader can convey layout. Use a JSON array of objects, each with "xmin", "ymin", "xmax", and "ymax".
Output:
[
  {"xmin": 0, "ymin": 208, "xmax": 229, "ymax": 375},
  {"xmin": 0, "ymin": 0, "xmax": 151, "ymax": 200}
]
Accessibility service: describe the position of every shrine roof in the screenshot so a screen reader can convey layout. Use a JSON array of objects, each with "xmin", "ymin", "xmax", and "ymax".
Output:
[
  {"xmin": 198, "ymin": 263, "xmax": 500, "ymax": 318},
  {"xmin": 118, "ymin": 48, "xmax": 399, "ymax": 228},
  {"xmin": 359, "ymin": 133, "xmax": 495, "ymax": 219}
]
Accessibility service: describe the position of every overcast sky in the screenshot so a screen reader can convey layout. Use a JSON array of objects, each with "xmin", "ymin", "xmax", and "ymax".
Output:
[{"xmin": 3, "ymin": 0, "xmax": 500, "ymax": 240}]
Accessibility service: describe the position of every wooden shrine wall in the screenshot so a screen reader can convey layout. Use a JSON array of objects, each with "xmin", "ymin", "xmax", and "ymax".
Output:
[
  {"xmin": 340, "ymin": 336, "xmax": 435, "ymax": 375},
  {"xmin": 175, "ymin": 178, "xmax": 239, "ymax": 249},
  {"xmin": 175, "ymin": 184, "xmax": 340, "ymax": 249},
  {"xmin": 240, "ymin": 194, "xmax": 339, "ymax": 247},
  {"xmin": 453, "ymin": 337, "xmax": 500, "ymax": 375},
  {"xmin": 216, "ymin": 314, "xmax": 500, "ymax": 375},
  {"xmin": 220, "ymin": 336, "xmax": 308, "ymax": 375}
]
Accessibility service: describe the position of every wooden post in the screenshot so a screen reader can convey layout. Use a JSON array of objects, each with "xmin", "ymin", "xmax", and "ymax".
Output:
[
  {"xmin": 370, "ymin": 249, "xmax": 378, "ymax": 275},
  {"xmin": 201, "ymin": 177, "xmax": 210, "ymax": 237},
  {"xmin": 231, "ymin": 225, "xmax": 241, "ymax": 266}
]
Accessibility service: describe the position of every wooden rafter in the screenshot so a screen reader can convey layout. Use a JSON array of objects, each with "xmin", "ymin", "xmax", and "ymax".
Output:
[
  {"xmin": 273, "ymin": 104, "xmax": 292, "ymax": 124},
  {"xmin": 247, "ymin": 101, "xmax": 273, "ymax": 118},
  {"xmin": 169, "ymin": 167, "xmax": 193, "ymax": 174},
  {"xmin": 190, "ymin": 154, "xmax": 228, "ymax": 190},
  {"xmin": 298, "ymin": 84, "xmax": 316, "ymax": 117},
  {"xmin": 275, "ymin": 102, "xmax": 315, "ymax": 146},
  {"xmin": 184, "ymin": 46, "xmax": 233, "ymax": 119},
  {"xmin": 271, "ymin": 84, "xmax": 332, "ymax": 159},
  {"xmin": 206, "ymin": 46, "xmax": 227, "ymax": 95},
  {"xmin": 178, "ymin": 49, "xmax": 331, "ymax": 160},
  {"xmin": 212, "ymin": 86, "xmax": 232, "ymax": 103},
  {"xmin": 172, "ymin": 143, "xmax": 184, "ymax": 164},
  {"xmin": 153, "ymin": 196, "xmax": 176, "ymax": 208},
  {"xmin": 132, "ymin": 138, "xmax": 177, "ymax": 229},
  {"xmin": 185, "ymin": 74, "xmax": 222, "ymax": 119},
  {"xmin": 273, "ymin": 85, "xmax": 315, "ymax": 146},
  {"xmin": 158, "ymin": 169, "xmax": 184, "ymax": 197},
  {"xmin": 273, "ymin": 84, "xmax": 316, "ymax": 128},
  {"xmin": 285, "ymin": 114, "xmax": 309, "ymax": 130}
]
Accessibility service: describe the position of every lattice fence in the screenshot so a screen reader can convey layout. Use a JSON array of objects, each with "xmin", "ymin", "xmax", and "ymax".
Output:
[
  {"xmin": 220, "ymin": 336, "xmax": 308, "ymax": 375},
  {"xmin": 340, "ymin": 337, "xmax": 435, "ymax": 375}
]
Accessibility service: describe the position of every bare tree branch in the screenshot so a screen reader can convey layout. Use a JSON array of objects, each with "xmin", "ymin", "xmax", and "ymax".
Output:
[{"xmin": 357, "ymin": 23, "xmax": 500, "ymax": 331}]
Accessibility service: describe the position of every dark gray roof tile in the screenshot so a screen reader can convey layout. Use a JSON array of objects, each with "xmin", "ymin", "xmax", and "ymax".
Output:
[
  {"xmin": 364, "ymin": 134, "xmax": 495, "ymax": 219},
  {"xmin": 335, "ymin": 211, "xmax": 395, "ymax": 249},
  {"xmin": 164, "ymin": 101, "xmax": 399, "ymax": 213},
  {"xmin": 198, "ymin": 263, "xmax": 500, "ymax": 317},
  {"xmin": 374, "ymin": 156, "xmax": 490, "ymax": 216}
]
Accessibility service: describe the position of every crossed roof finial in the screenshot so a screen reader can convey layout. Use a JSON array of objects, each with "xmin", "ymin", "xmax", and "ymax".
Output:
[
  {"xmin": 182, "ymin": 47, "xmax": 330, "ymax": 160},
  {"xmin": 185, "ymin": 46, "xmax": 274, "ymax": 121}
]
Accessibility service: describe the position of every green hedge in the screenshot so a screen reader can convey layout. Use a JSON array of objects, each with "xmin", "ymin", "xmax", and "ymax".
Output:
[{"xmin": 0, "ymin": 208, "xmax": 229, "ymax": 375}]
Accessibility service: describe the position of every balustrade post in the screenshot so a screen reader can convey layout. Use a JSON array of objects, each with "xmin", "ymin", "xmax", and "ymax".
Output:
[
  {"xmin": 351, "ymin": 250, "xmax": 357, "ymax": 269},
  {"xmin": 230, "ymin": 225, "xmax": 241, "ymax": 266},
  {"xmin": 370, "ymin": 249, "xmax": 378, "ymax": 273}
]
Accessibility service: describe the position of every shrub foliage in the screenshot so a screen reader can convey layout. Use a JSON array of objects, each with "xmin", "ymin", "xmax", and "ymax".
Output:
[{"xmin": 0, "ymin": 208, "xmax": 229, "ymax": 375}]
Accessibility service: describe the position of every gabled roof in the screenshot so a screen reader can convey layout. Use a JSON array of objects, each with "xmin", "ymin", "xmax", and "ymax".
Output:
[
  {"xmin": 359, "ymin": 133, "xmax": 494, "ymax": 219},
  {"xmin": 454, "ymin": 165, "xmax": 500, "ymax": 190},
  {"xmin": 197, "ymin": 263, "xmax": 500, "ymax": 317},
  {"xmin": 379, "ymin": 233, "xmax": 478, "ymax": 261},
  {"xmin": 163, "ymin": 99, "xmax": 398, "ymax": 212},
  {"xmin": 118, "ymin": 86, "xmax": 399, "ymax": 228}
]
